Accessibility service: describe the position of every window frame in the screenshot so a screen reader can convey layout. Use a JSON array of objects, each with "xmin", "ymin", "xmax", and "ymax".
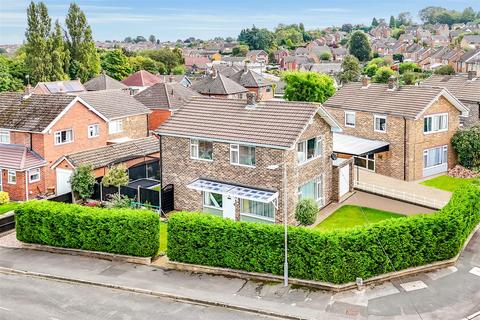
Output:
[
  {"xmin": 423, "ymin": 145, "xmax": 448, "ymax": 169},
  {"xmin": 28, "ymin": 168, "xmax": 41, "ymax": 183},
  {"xmin": 0, "ymin": 129, "xmax": 10, "ymax": 144},
  {"xmin": 88, "ymin": 124, "xmax": 100, "ymax": 138},
  {"xmin": 54, "ymin": 129, "xmax": 74, "ymax": 145},
  {"xmin": 190, "ymin": 139, "xmax": 213, "ymax": 161},
  {"xmin": 240, "ymin": 199, "xmax": 275, "ymax": 222},
  {"xmin": 344, "ymin": 111, "xmax": 356, "ymax": 128},
  {"xmin": 297, "ymin": 175, "xmax": 325, "ymax": 207},
  {"xmin": 230, "ymin": 144, "xmax": 256, "ymax": 167},
  {"xmin": 423, "ymin": 113, "xmax": 448, "ymax": 134},
  {"xmin": 108, "ymin": 120, "xmax": 123, "ymax": 134},
  {"xmin": 7, "ymin": 170, "xmax": 16, "ymax": 184},
  {"xmin": 203, "ymin": 191, "xmax": 223, "ymax": 209},
  {"xmin": 374, "ymin": 114, "xmax": 387, "ymax": 133},
  {"xmin": 297, "ymin": 136, "xmax": 323, "ymax": 165}
]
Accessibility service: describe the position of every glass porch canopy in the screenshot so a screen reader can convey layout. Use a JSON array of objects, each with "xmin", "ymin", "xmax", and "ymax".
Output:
[
  {"xmin": 333, "ymin": 133, "xmax": 389, "ymax": 156},
  {"xmin": 187, "ymin": 179, "xmax": 279, "ymax": 203}
]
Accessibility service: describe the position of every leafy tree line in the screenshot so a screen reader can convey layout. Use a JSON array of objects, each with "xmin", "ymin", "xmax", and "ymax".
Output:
[{"xmin": 419, "ymin": 6, "xmax": 479, "ymax": 26}]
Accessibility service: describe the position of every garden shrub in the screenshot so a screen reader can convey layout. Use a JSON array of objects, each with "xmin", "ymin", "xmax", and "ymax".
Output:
[
  {"xmin": 295, "ymin": 198, "xmax": 318, "ymax": 226},
  {"xmin": 452, "ymin": 124, "xmax": 480, "ymax": 171},
  {"xmin": 0, "ymin": 191, "xmax": 9, "ymax": 205},
  {"xmin": 168, "ymin": 186, "xmax": 480, "ymax": 284},
  {"xmin": 16, "ymin": 200, "xmax": 160, "ymax": 257}
]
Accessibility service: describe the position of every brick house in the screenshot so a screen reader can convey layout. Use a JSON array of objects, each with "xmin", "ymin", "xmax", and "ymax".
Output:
[
  {"xmin": 421, "ymin": 73, "xmax": 480, "ymax": 127},
  {"xmin": 32, "ymin": 80, "xmax": 85, "ymax": 94},
  {"xmin": 121, "ymin": 70, "xmax": 161, "ymax": 94},
  {"xmin": 246, "ymin": 50, "xmax": 268, "ymax": 64},
  {"xmin": 83, "ymin": 73, "xmax": 129, "ymax": 91},
  {"xmin": 456, "ymin": 49, "xmax": 480, "ymax": 76},
  {"xmin": 156, "ymin": 94, "xmax": 351, "ymax": 225},
  {"xmin": 228, "ymin": 66, "xmax": 274, "ymax": 101},
  {"xmin": 324, "ymin": 77, "xmax": 469, "ymax": 181}
]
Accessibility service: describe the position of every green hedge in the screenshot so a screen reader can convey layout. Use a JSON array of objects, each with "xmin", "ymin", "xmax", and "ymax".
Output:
[
  {"xmin": 168, "ymin": 186, "xmax": 480, "ymax": 284},
  {"xmin": 16, "ymin": 201, "xmax": 160, "ymax": 257}
]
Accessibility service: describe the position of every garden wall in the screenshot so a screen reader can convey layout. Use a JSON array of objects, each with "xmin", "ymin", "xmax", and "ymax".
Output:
[
  {"xmin": 168, "ymin": 186, "xmax": 480, "ymax": 284},
  {"xmin": 16, "ymin": 201, "xmax": 160, "ymax": 257}
]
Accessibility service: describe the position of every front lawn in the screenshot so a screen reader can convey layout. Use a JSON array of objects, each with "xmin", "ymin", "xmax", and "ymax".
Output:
[
  {"xmin": 0, "ymin": 202, "xmax": 18, "ymax": 215},
  {"xmin": 421, "ymin": 175, "xmax": 474, "ymax": 192},
  {"xmin": 315, "ymin": 205, "xmax": 405, "ymax": 232}
]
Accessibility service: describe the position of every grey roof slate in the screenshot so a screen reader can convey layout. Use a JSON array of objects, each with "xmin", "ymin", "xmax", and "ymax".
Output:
[
  {"xmin": 134, "ymin": 82, "xmax": 201, "ymax": 110},
  {"xmin": 191, "ymin": 74, "xmax": 248, "ymax": 95},
  {"xmin": 83, "ymin": 73, "xmax": 128, "ymax": 91},
  {"xmin": 421, "ymin": 75, "xmax": 480, "ymax": 103},
  {"xmin": 228, "ymin": 69, "xmax": 272, "ymax": 88}
]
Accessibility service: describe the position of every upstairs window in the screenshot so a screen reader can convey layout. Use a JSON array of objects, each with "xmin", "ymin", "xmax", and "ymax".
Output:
[
  {"xmin": 230, "ymin": 144, "xmax": 256, "ymax": 167},
  {"xmin": 297, "ymin": 137, "xmax": 323, "ymax": 164},
  {"xmin": 374, "ymin": 115, "xmax": 387, "ymax": 132},
  {"xmin": 190, "ymin": 139, "xmax": 213, "ymax": 160},
  {"xmin": 108, "ymin": 120, "xmax": 123, "ymax": 134},
  {"xmin": 345, "ymin": 111, "xmax": 356, "ymax": 127},
  {"xmin": 424, "ymin": 113, "xmax": 448, "ymax": 133},
  {"xmin": 88, "ymin": 124, "xmax": 100, "ymax": 138},
  {"xmin": 0, "ymin": 129, "xmax": 10, "ymax": 144},
  {"xmin": 54, "ymin": 129, "xmax": 73, "ymax": 145}
]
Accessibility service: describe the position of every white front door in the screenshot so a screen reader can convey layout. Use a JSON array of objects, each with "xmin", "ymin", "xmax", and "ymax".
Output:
[
  {"xmin": 56, "ymin": 168, "xmax": 73, "ymax": 195},
  {"xmin": 223, "ymin": 195, "xmax": 236, "ymax": 220},
  {"xmin": 339, "ymin": 165, "xmax": 350, "ymax": 198}
]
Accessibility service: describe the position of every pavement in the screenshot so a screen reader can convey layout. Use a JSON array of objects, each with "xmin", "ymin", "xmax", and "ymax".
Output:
[{"xmin": 0, "ymin": 229, "xmax": 480, "ymax": 320}]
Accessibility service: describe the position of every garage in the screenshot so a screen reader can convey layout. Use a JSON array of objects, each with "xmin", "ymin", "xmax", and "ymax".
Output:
[{"xmin": 56, "ymin": 168, "xmax": 73, "ymax": 195}]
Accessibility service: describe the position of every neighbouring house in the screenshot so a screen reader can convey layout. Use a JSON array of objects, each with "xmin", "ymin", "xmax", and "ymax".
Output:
[
  {"xmin": 77, "ymin": 90, "xmax": 151, "ymax": 144},
  {"xmin": 190, "ymin": 71, "xmax": 249, "ymax": 99},
  {"xmin": 281, "ymin": 56, "xmax": 312, "ymax": 71},
  {"xmin": 370, "ymin": 23, "xmax": 392, "ymax": 38},
  {"xmin": 32, "ymin": 80, "xmax": 85, "ymax": 95},
  {"xmin": 246, "ymin": 50, "xmax": 268, "ymax": 64},
  {"xmin": 51, "ymin": 136, "xmax": 160, "ymax": 184},
  {"xmin": 323, "ymin": 77, "xmax": 469, "ymax": 181},
  {"xmin": 158, "ymin": 74, "xmax": 192, "ymax": 88},
  {"xmin": 228, "ymin": 66, "xmax": 274, "ymax": 101},
  {"xmin": 461, "ymin": 35, "xmax": 480, "ymax": 50},
  {"xmin": 456, "ymin": 49, "xmax": 480, "ymax": 75},
  {"xmin": 221, "ymin": 56, "xmax": 247, "ymax": 66},
  {"xmin": 274, "ymin": 49, "xmax": 289, "ymax": 64},
  {"xmin": 134, "ymin": 81, "xmax": 201, "ymax": 130},
  {"xmin": 184, "ymin": 56, "xmax": 211, "ymax": 72},
  {"xmin": 83, "ymin": 73, "xmax": 129, "ymax": 91},
  {"xmin": 0, "ymin": 93, "xmax": 110, "ymax": 199},
  {"xmin": 155, "ymin": 94, "xmax": 351, "ymax": 225},
  {"xmin": 421, "ymin": 73, "xmax": 480, "ymax": 127},
  {"xmin": 215, "ymin": 65, "xmax": 242, "ymax": 78},
  {"xmin": 121, "ymin": 70, "xmax": 161, "ymax": 94}
]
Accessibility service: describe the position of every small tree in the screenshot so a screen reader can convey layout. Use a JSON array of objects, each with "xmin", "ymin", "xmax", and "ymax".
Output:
[
  {"xmin": 69, "ymin": 164, "xmax": 96, "ymax": 202},
  {"xmin": 399, "ymin": 61, "xmax": 420, "ymax": 74},
  {"xmin": 282, "ymin": 72, "xmax": 335, "ymax": 103},
  {"xmin": 434, "ymin": 65, "xmax": 455, "ymax": 75},
  {"xmin": 102, "ymin": 164, "xmax": 129, "ymax": 194},
  {"xmin": 295, "ymin": 198, "xmax": 319, "ymax": 226},
  {"xmin": 452, "ymin": 124, "xmax": 480, "ymax": 170},
  {"xmin": 320, "ymin": 52, "xmax": 332, "ymax": 61},
  {"xmin": 373, "ymin": 66, "xmax": 395, "ymax": 83},
  {"xmin": 338, "ymin": 55, "xmax": 361, "ymax": 84}
]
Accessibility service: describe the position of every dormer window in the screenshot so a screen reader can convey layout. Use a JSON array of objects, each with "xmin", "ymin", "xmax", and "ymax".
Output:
[{"xmin": 0, "ymin": 129, "xmax": 10, "ymax": 144}]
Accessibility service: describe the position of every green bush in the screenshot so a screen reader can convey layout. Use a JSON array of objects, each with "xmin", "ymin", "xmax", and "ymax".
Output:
[
  {"xmin": 295, "ymin": 198, "xmax": 318, "ymax": 226},
  {"xmin": 16, "ymin": 201, "xmax": 160, "ymax": 257},
  {"xmin": 168, "ymin": 186, "xmax": 480, "ymax": 284},
  {"xmin": 452, "ymin": 124, "xmax": 480, "ymax": 170}
]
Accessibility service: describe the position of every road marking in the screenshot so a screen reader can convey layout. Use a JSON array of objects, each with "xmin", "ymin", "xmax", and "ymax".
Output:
[
  {"xmin": 0, "ymin": 306, "xmax": 10, "ymax": 311},
  {"xmin": 400, "ymin": 280, "xmax": 428, "ymax": 292},
  {"xmin": 469, "ymin": 267, "xmax": 480, "ymax": 277},
  {"xmin": 467, "ymin": 310, "xmax": 480, "ymax": 319},
  {"xmin": 427, "ymin": 266, "xmax": 458, "ymax": 280}
]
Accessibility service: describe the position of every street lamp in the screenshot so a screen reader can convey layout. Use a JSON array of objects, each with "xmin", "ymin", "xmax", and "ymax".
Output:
[{"xmin": 266, "ymin": 162, "xmax": 288, "ymax": 287}]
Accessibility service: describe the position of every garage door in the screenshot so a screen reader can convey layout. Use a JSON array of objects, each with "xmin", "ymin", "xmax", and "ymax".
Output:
[
  {"xmin": 56, "ymin": 168, "xmax": 73, "ymax": 195},
  {"xmin": 339, "ymin": 165, "xmax": 350, "ymax": 198}
]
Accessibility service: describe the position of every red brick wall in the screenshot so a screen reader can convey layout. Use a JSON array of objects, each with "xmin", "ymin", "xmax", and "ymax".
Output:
[
  {"xmin": 1, "ymin": 167, "xmax": 46, "ymax": 201},
  {"xmin": 148, "ymin": 110, "xmax": 171, "ymax": 131}
]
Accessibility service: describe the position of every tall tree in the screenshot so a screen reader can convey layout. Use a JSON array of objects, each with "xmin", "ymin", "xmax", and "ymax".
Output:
[
  {"xmin": 338, "ymin": 55, "xmax": 361, "ymax": 84},
  {"xmin": 148, "ymin": 34, "xmax": 156, "ymax": 43},
  {"xmin": 397, "ymin": 12, "xmax": 412, "ymax": 26},
  {"xmin": 24, "ymin": 1, "xmax": 52, "ymax": 83},
  {"xmin": 348, "ymin": 31, "xmax": 371, "ymax": 62},
  {"xmin": 238, "ymin": 25, "xmax": 274, "ymax": 51},
  {"xmin": 100, "ymin": 49, "xmax": 132, "ymax": 80},
  {"xmin": 282, "ymin": 72, "xmax": 335, "ymax": 103},
  {"xmin": 65, "ymin": 3, "xmax": 100, "ymax": 81},
  {"xmin": 371, "ymin": 17, "xmax": 379, "ymax": 27},
  {"xmin": 49, "ymin": 20, "xmax": 69, "ymax": 80},
  {"xmin": 389, "ymin": 16, "xmax": 396, "ymax": 28}
]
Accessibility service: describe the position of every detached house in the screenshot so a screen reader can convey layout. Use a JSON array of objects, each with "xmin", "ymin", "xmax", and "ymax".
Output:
[
  {"xmin": 83, "ymin": 73, "xmax": 129, "ymax": 91},
  {"xmin": 121, "ymin": 70, "xmax": 161, "ymax": 94},
  {"xmin": 32, "ymin": 80, "xmax": 85, "ymax": 95},
  {"xmin": 246, "ymin": 50, "xmax": 268, "ymax": 64},
  {"xmin": 324, "ymin": 77, "xmax": 469, "ymax": 181},
  {"xmin": 228, "ymin": 66, "xmax": 274, "ymax": 101},
  {"xmin": 156, "ymin": 94, "xmax": 351, "ymax": 225}
]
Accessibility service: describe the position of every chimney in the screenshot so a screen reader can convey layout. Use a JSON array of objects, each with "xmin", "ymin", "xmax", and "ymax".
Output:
[
  {"xmin": 387, "ymin": 75, "xmax": 397, "ymax": 90},
  {"xmin": 211, "ymin": 68, "xmax": 218, "ymax": 79},
  {"xmin": 169, "ymin": 74, "xmax": 174, "ymax": 82},
  {"xmin": 243, "ymin": 64, "xmax": 248, "ymax": 73},
  {"xmin": 245, "ymin": 92, "xmax": 256, "ymax": 109},
  {"xmin": 467, "ymin": 70, "xmax": 476, "ymax": 81},
  {"xmin": 25, "ymin": 84, "xmax": 33, "ymax": 94},
  {"xmin": 361, "ymin": 76, "xmax": 370, "ymax": 88}
]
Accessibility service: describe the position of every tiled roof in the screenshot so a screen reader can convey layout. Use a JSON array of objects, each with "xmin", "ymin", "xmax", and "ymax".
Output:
[
  {"xmin": 0, "ymin": 144, "xmax": 46, "ymax": 170},
  {"xmin": 77, "ymin": 90, "xmax": 151, "ymax": 120},
  {"xmin": 458, "ymin": 49, "xmax": 480, "ymax": 62},
  {"xmin": 0, "ymin": 93, "xmax": 76, "ymax": 132},
  {"xmin": 421, "ymin": 75, "xmax": 480, "ymax": 103},
  {"xmin": 134, "ymin": 82, "xmax": 201, "ymax": 110},
  {"xmin": 35, "ymin": 80, "xmax": 85, "ymax": 94},
  {"xmin": 156, "ymin": 97, "xmax": 340, "ymax": 148},
  {"xmin": 121, "ymin": 70, "xmax": 161, "ymax": 87},
  {"xmin": 84, "ymin": 73, "xmax": 128, "ymax": 91},
  {"xmin": 62, "ymin": 137, "xmax": 159, "ymax": 169},
  {"xmin": 228, "ymin": 68, "xmax": 272, "ymax": 88},
  {"xmin": 191, "ymin": 74, "xmax": 248, "ymax": 95},
  {"xmin": 324, "ymin": 82, "xmax": 451, "ymax": 119},
  {"xmin": 216, "ymin": 65, "xmax": 242, "ymax": 78}
]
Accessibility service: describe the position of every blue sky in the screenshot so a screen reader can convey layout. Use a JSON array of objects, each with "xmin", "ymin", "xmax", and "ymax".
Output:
[{"xmin": 1, "ymin": 0, "xmax": 479, "ymax": 44}]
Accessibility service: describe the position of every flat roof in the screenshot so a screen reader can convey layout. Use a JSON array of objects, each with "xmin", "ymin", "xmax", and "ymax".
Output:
[{"xmin": 333, "ymin": 133, "xmax": 389, "ymax": 156}]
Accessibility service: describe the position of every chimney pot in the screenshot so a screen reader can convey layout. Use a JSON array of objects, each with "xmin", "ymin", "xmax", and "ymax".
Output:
[
  {"xmin": 244, "ymin": 64, "xmax": 248, "ymax": 73},
  {"xmin": 388, "ymin": 75, "xmax": 397, "ymax": 90},
  {"xmin": 169, "ymin": 74, "xmax": 174, "ymax": 82},
  {"xmin": 246, "ymin": 92, "xmax": 256, "ymax": 108},
  {"xmin": 362, "ymin": 76, "xmax": 370, "ymax": 87},
  {"xmin": 211, "ymin": 68, "xmax": 218, "ymax": 79},
  {"xmin": 467, "ymin": 70, "xmax": 476, "ymax": 81}
]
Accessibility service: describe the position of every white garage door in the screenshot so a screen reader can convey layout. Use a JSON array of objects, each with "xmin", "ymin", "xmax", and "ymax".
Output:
[
  {"xmin": 339, "ymin": 165, "xmax": 350, "ymax": 198},
  {"xmin": 56, "ymin": 168, "xmax": 73, "ymax": 195}
]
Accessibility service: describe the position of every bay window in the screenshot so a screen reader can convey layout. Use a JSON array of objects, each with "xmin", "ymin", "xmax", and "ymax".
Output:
[
  {"xmin": 190, "ymin": 139, "xmax": 213, "ymax": 160},
  {"xmin": 230, "ymin": 144, "xmax": 256, "ymax": 166}
]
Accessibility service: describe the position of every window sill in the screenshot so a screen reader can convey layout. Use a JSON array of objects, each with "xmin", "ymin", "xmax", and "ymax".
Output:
[
  {"xmin": 298, "ymin": 155, "xmax": 323, "ymax": 167},
  {"xmin": 190, "ymin": 157, "xmax": 214, "ymax": 162},
  {"xmin": 240, "ymin": 212, "xmax": 275, "ymax": 222},
  {"xmin": 374, "ymin": 129, "xmax": 387, "ymax": 133},
  {"xmin": 54, "ymin": 141, "xmax": 74, "ymax": 146},
  {"xmin": 345, "ymin": 124, "xmax": 355, "ymax": 128},
  {"xmin": 423, "ymin": 129, "xmax": 448, "ymax": 135},
  {"xmin": 231, "ymin": 163, "xmax": 256, "ymax": 168}
]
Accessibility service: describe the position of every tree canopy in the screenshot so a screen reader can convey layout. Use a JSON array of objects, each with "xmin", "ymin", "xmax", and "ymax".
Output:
[
  {"xmin": 238, "ymin": 25, "xmax": 274, "ymax": 51},
  {"xmin": 348, "ymin": 31, "xmax": 371, "ymax": 62},
  {"xmin": 100, "ymin": 49, "xmax": 132, "ymax": 80},
  {"xmin": 282, "ymin": 72, "xmax": 335, "ymax": 103},
  {"xmin": 338, "ymin": 55, "xmax": 361, "ymax": 84}
]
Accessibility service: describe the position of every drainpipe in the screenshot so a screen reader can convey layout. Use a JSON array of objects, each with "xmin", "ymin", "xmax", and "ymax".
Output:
[
  {"xmin": 403, "ymin": 117, "xmax": 407, "ymax": 181},
  {"xmin": 25, "ymin": 170, "xmax": 29, "ymax": 201},
  {"xmin": 158, "ymin": 135, "xmax": 163, "ymax": 213},
  {"xmin": 282, "ymin": 154, "xmax": 288, "ymax": 287}
]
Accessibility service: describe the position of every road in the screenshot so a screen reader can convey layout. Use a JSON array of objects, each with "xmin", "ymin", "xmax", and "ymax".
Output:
[{"xmin": 0, "ymin": 273, "xmax": 276, "ymax": 320}]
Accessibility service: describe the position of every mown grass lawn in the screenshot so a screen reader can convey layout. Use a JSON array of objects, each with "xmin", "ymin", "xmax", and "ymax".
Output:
[
  {"xmin": 421, "ymin": 175, "xmax": 475, "ymax": 193},
  {"xmin": 0, "ymin": 202, "xmax": 19, "ymax": 215},
  {"xmin": 158, "ymin": 221, "xmax": 167, "ymax": 254},
  {"xmin": 315, "ymin": 205, "xmax": 406, "ymax": 232}
]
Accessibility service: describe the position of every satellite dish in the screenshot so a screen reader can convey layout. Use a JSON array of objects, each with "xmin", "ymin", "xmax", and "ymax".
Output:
[{"xmin": 331, "ymin": 153, "xmax": 338, "ymax": 160}]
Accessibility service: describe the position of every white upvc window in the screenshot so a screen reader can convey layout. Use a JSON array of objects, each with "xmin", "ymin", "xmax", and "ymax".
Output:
[
  {"xmin": 190, "ymin": 139, "xmax": 213, "ymax": 161},
  {"xmin": 28, "ymin": 168, "xmax": 40, "ymax": 183},
  {"xmin": 230, "ymin": 144, "xmax": 256, "ymax": 167},
  {"xmin": 0, "ymin": 129, "xmax": 10, "ymax": 144},
  {"xmin": 345, "ymin": 111, "xmax": 356, "ymax": 128},
  {"xmin": 108, "ymin": 120, "xmax": 123, "ymax": 134},
  {"xmin": 7, "ymin": 170, "xmax": 16, "ymax": 184},
  {"xmin": 240, "ymin": 199, "xmax": 275, "ymax": 222},
  {"xmin": 88, "ymin": 124, "xmax": 100, "ymax": 138},
  {"xmin": 424, "ymin": 113, "xmax": 448, "ymax": 134},
  {"xmin": 54, "ymin": 129, "xmax": 73, "ymax": 145},
  {"xmin": 298, "ymin": 175, "xmax": 324, "ymax": 207},
  {"xmin": 423, "ymin": 145, "xmax": 448, "ymax": 168},
  {"xmin": 374, "ymin": 115, "xmax": 387, "ymax": 132},
  {"xmin": 297, "ymin": 136, "xmax": 323, "ymax": 164}
]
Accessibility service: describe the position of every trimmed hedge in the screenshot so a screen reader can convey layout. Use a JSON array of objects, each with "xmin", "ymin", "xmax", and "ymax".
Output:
[
  {"xmin": 16, "ymin": 201, "xmax": 160, "ymax": 257},
  {"xmin": 168, "ymin": 186, "xmax": 480, "ymax": 284}
]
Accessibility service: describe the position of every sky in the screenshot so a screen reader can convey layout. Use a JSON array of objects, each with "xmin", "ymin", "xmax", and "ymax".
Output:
[{"xmin": 0, "ymin": 0, "xmax": 479, "ymax": 44}]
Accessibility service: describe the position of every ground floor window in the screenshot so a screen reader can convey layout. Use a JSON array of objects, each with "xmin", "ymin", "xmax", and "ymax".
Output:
[
  {"xmin": 29, "ymin": 168, "xmax": 40, "ymax": 183},
  {"xmin": 240, "ymin": 199, "xmax": 275, "ymax": 222},
  {"xmin": 203, "ymin": 191, "xmax": 223, "ymax": 215},
  {"xmin": 354, "ymin": 153, "xmax": 375, "ymax": 171},
  {"xmin": 298, "ymin": 175, "xmax": 324, "ymax": 206},
  {"xmin": 7, "ymin": 170, "xmax": 16, "ymax": 184},
  {"xmin": 424, "ymin": 145, "xmax": 448, "ymax": 168}
]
